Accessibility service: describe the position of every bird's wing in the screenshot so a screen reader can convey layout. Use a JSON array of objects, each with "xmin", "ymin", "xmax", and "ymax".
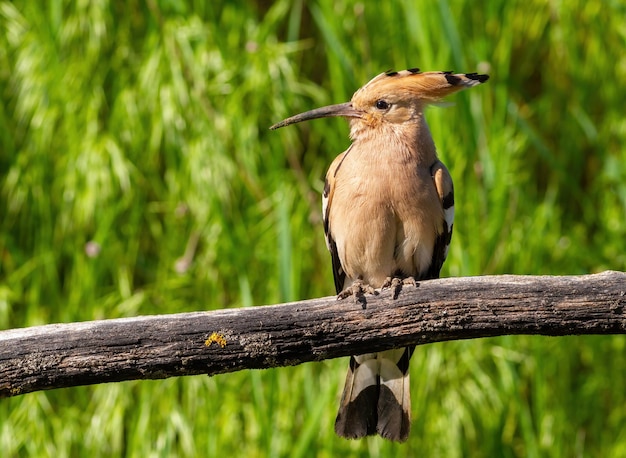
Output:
[
  {"xmin": 323, "ymin": 149, "xmax": 351, "ymax": 294},
  {"xmin": 426, "ymin": 160, "xmax": 454, "ymax": 280}
]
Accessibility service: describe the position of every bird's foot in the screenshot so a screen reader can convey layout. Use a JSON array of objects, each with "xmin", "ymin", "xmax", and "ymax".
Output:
[
  {"xmin": 382, "ymin": 276, "xmax": 417, "ymax": 299},
  {"xmin": 337, "ymin": 278, "xmax": 378, "ymax": 305}
]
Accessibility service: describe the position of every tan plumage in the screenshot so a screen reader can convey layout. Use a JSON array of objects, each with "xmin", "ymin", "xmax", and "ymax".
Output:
[{"xmin": 271, "ymin": 68, "xmax": 489, "ymax": 442}]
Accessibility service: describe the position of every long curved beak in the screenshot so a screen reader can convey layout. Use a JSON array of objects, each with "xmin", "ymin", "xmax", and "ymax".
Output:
[{"xmin": 269, "ymin": 102, "xmax": 360, "ymax": 130}]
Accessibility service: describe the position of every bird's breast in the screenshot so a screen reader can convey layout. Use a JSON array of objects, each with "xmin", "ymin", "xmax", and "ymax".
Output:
[{"xmin": 328, "ymin": 150, "xmax": 444, "ymax": 287}]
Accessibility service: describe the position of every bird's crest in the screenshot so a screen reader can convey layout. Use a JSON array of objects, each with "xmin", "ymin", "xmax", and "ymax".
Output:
[{"xmin": 353, "ymin": 68, "xmax": 489, "ymax": 104}]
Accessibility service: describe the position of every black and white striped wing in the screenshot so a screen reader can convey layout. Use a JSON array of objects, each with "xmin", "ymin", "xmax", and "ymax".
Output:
[
  {"xmin": 427, "ymin": 160, "xmax": 454, "ymax": 280},
  {"xmin": 323, "ymin": 175, "xmax": 346, "ymax": 294}
]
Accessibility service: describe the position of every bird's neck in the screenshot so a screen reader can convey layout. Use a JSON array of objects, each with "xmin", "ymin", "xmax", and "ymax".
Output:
[{"xmin": 349, "ymin": 115, "xmax": 438, "ymax": 166}]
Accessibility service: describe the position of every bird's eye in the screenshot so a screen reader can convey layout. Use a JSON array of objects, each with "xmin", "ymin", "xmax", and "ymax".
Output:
[{"xmin": 375, "ymin": 100, "xmax": 390, "ymax": 110}]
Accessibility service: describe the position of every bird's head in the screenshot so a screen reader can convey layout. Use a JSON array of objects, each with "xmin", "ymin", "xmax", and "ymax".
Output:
[{"xmin": 270, "ymin": 68, "xmax": 489, "ymax": 133}]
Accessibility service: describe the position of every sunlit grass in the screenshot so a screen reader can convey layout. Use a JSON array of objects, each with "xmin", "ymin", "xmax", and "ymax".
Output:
[{"xmin": 1, "ymin": 0, "xmax": 625, "ymax": 456}]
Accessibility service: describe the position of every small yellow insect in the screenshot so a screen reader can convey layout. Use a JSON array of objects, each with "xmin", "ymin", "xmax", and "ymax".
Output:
[{"xmin": 205, "ymin": 332, "xmax": 227, "ymax": 348}]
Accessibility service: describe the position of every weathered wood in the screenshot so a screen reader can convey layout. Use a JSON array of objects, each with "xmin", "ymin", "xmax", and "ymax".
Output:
[{"xmin": 1, "ymin": 271, "xmax": 625, "ymax": 398}]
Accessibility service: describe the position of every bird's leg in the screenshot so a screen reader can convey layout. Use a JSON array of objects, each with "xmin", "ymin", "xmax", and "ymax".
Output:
[
  {"xmin": 382, "ymin": 276, "xmax": 417, "ymax": 299},
  {"xmin": 337, "ymin": 277, "xmax": 377, "ymax": 302}
]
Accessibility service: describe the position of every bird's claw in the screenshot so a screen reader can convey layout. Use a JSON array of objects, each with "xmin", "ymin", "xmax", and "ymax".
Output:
[
  {"xmin": 381, "ymin": 276, "xmax": 417, "ymax": 299},
  {"xmin": 337, "ymin": 278, "xmax": 378, "ymax": 303}
]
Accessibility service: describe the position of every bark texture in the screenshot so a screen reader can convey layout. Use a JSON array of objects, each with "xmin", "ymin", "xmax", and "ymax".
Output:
[{"xmin": 1, "ymin": 271, "xmax": 625, "ymax": 397}]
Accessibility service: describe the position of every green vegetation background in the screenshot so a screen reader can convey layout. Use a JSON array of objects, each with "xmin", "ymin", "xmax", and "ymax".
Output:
[{"xmin": 1, "ymin": 0, "xmax": 625, "ymax": 456}]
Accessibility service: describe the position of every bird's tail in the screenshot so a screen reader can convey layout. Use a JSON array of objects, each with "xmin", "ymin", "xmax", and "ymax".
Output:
[{"xmin": 334, "ymin": 346, "xmax": 414, "ymax": 442}]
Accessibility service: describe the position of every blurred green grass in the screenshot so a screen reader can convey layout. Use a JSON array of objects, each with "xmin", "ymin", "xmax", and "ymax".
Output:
[{"xmin": 1, "ymin": 0, "xmax": 625, "ymax": 456}]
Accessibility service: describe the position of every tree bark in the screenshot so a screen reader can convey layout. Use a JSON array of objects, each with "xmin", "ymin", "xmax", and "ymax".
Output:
[{"xmin": 1, "ymin": 271, "xmax": 625, "ymax": 398}]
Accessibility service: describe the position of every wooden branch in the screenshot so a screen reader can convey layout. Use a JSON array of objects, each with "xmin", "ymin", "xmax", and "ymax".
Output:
[{"xmin": 1, "ymin": 271, "xmax": 625, "ymax": 398}]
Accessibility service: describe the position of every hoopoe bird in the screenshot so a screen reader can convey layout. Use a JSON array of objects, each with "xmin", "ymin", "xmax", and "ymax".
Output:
[{"xmin": 271, "ymin": 68, "xmax": 489, "ymax": 442}]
